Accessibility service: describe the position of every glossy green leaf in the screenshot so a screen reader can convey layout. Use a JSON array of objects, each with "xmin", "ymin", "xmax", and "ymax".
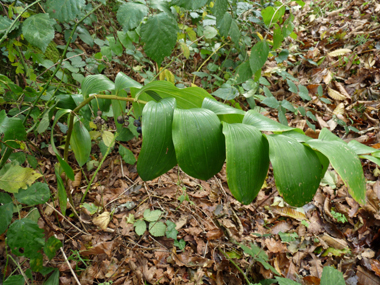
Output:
[
  {"xmin": 202, "ymin": 97, "xmax": 245, "ymax": 123},
  {"xmin": 81, "ymin": 74, "xmax": 115, "ymax": 99},
  {"xmin": 307, "ymin": 139, "xmax": 366, "ymax": 204},
  {"xmin": 250, "ymin": 40, "xmax": 269, "ymax": 75},
  {"xmin": 137, "ymin": 98, "xmax": 177, "ymax": 180},
  {"xmin": 360, "ymin": 155, "xmax": 380, "ymax": 167},
  {"xmin": 266, "ymin": 135, "xmax": 322, "ymax": 206},
  {"xmin": 223, "ymin": 123, "xmax": 269, "ymax": 204},
  {"xmin": 318, "ymin": 128, "xmax": 344, "ymax": 142},
  {"xmin": 70, "ymin": 120, "xmax": 91, "ymax": 167},
  {"xmin": 14, "ymin": 182, "xmax": 50, "ymax": 206},
  {"xmin": 46, "ymin": 0, "xmax": 85, "ymax": 23},
  {"xmin": 172, "ymin": 108, "xmax": 225, "ymax": 180},
  {"xmin": 117, "ymin": 2, "xmax": 148, "ymax": 31},
  {"xmin": 22, "ymin": 14, "xmax": 55, "ymax": 52},
  {"xmin": 243, "ymin": 110, "xmax": 294, "ymax": 132},
  {"xmin": 115, "ymin": 72, "xmax": 142, "ymax": 93},
  {"xmin": 348, "ymin": 140, "xmax": 378, "ymax": 155},
  {"xmin": 7, "ymin": 218, "xmax": 45, "ymax": 259},
  {"xmin": 141, "ymin": 13, "xmax": 179, "ymax": 65},
  {"xmin": 134, "ymin": 81, "xmax": 214, "ymax": 109}
]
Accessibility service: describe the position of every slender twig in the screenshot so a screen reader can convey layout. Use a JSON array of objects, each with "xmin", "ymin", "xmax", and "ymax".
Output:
[
  {"xmin": 8, "ymin": 256, "xmax": 30, "ymax": 285},
  {"xmin": 0, "ymin": 0, "xmax": 43, "ymax": 45},
  {"xmin": 59, "ymin": 244, "xmax": 82, "ymax": 285}
]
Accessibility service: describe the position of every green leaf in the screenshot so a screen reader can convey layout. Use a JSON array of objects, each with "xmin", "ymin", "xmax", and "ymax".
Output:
[
  {"xmin": 55, "ymin": 167, "xmax": 67, "ymax": 216},
  {"xmin": 1, "ymin": 115, "xmax": 26, "ymax": 149},
  {"xmin": 287, "ymin": 80, "xmax": 298, "ymax": 93},
  {"xmin": 171, "ymin": 0, "xmax": 208, "ymax": 10},
  {"xmin": 223, "ymin": 123, "xmax": 269, "ymax": 205},
  {"xmin": 115, "ymin": 72, "xmax": 142, "ymax": 93},
  {"xmin": 117, "ymin": 2, "xmax": 148, "ymax": 31},
  {"xmin": 0, "ymin": 162, "xmax": 42, "ymax": 193},
  {"xmin": 80, "ymin": 202, "xmax": 101, "ymax": 215},
  {"xmin": 165, "ymin": 220, "xmax": 178, "ymax": 239},
  {"xmin": 212, "ymin": 0, "xmax": 228, "ymax": 24},
  {"xmin": 134, "ymin": 219, "xmax": 146, "ymax": 235},
  {"xmin": 107, "ymin": 35, "xmax": 123, "ymax": 56},
  {"xmin": 4, "ymin": 275, "xmax": 25, "ymax": 285},
  {"xmin": 0, "ymin": 16, "xmax": 15, "ymax": 35},
  {"xmin": 22, "ymin": 14, "xmax": 55, "ymax": 53},
  {"xmin": 243, "ymin": 110, "xmax": 294, "ymax": 132},
  {"xmin": 172, "ymin": 108, "xmax": 225, "ymax": 180},
  {"xmin": 14, "ymin": 182, "xmax": 50, "ymax": 206},
  {"xmin": 229, "ymin": 19, "xmax": 240, "ymax": 45},
  {"xmin": 348, "ymin": 140, "xmax": 378, "ymax": 155},
  {"xmin": 70, "ymin": 120, "xmax": 91, "ymax": 167},
  {"xmin": 141, "ymin": 13, "xmax": 179, "ymax": 65},
  {"xmin": 298, "ymin": 85, "xmax": 311, "ymax": 101},
  {"xmin": 37, "ymin": 111, "xmax": 50, "ymax": 134},
  {"xmin": 273, "ymin": 23, "xmax": 284, "ymax": 50},
  {"xmin": 7, "ymin": 218, "xmax": 45, "ymax": 258},
  {"xmin": 202, "ymin": 97, "xmax": 245, "ymax": 123},
  {"xmin": 282, "ymin": 14, "xmax": 295, "ymax": 38},
  {"xmin": 81, "ymin": 74, "xmax": 115, "ymax": 99},
  {"xmin": 235, "ymin": 61, "xmax": 253, "ymax": 84},
  {"xmin": 44, "ymin": 236, "xmax": 62, "ymax": 260},
  {"xmin": 46, "ymin": 0, "xmax": 85, "ymax": 23},
  {"xmin": 262, "ymin": 5, "xmax": 286, "ymax": 27},
  {"xmin": 44, "ymin": 269, "xmax": 59, "ymax": 285},
  {"xmin": 212, "ymin": 86, "xmax": 239, "ymax": 100},
  {"xmin": 134, "ymin": 81, "xmax": 214, "ymax": 109},
  {"xmin": 275, "ymin": 277, "xmax": 301, "ymax": 285},
  {"xmin": 144, "ymin": 209, "xmax": 163, "ymax": 222},
  {"xmin": 217, "ymin": 12, "xmax": 232, "ymax": 37},
  {"xmin": 102, "ymin": 131, "xmax": 114, "ymax": 148},
  {"xmin": 0, "ymin": 201, "xmax": 13, "ymax": 235},
  {"xmin": 249, "ymin": 40, "xmax": 269, "ymax": 75},
  {"xmin": 204, "ymin": 26, "xmax": 218, "ymax": 39},
  {"xmin": 174, "ymin": 239, "xmax": 186, "ymax": 250},
  {"xmin": 119, "ymin": 145, "xmax": 136, "ymax": 165},
  {"xmin": 307, "ymin": 139, "xmax": 366, "ymax": 205},
  {"xmin": 137, "ymin": 98, "xmax": 176, "ymax": 180},
  {"xmin": 360, "ymin": 155, "xmax": 380, "ymax": 167},
  {"xmin": 266, "ymin": 135, "xmax": 322, "ymax": 206},
  {"xmin": 149, "ymin": 221, "xmax": 166, "ymax": 237},
  {"xmin": 320, "ymin": 267, "xmax": 345, "ymax": 285}
]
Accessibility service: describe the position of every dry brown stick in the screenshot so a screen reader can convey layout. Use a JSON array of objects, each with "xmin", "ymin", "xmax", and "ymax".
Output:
[{"xmin": 59, "ymin": 243, "xmax": 82, "ymax": 285}]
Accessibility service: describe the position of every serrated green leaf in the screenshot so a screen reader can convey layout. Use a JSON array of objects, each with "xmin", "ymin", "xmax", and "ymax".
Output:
[
  {"xmin": 249, "ymin": 40, "xmax": 269, "ymax": 75},
  {"xmin": 320, "ymin": 267, "xmax": 345, "ymax": 285},
  {"xmin": 243, "ymin": 110, "xmax": 294, "ymax": 132},
  {"xmin": 119, "ymin": 145, "xmax": 136, "ymax": 165},
  {"xmin": 134, "ymin": 219, "xmax": 146, "ymax": 236},
  {"xmin": 137, "ymin": 98, "xmax": 176, "ymax": 180},
  {"xmin": 212, "ymin": 0, "xmax": 228, "ymax": 24},
  {"xmin": 0, "ymin": 16, "xmax": 15, "ymax": 35},
  {"xmin": 144, "ymin": 209, "xmax": 163, "ymax": 222},
  {"xmin": 22, "ymin": 14, "xmax": 55, "ymax": 52},
  {"xmin": 266, "ymin": 135, "xmax": 322, "ymax": 206},
  {"xmin": 217, "ymin": 12, "xmax": 232, "ymax": 37},
  {"xmin": 70, "ymin": 120, "xmax": 91, "ymax": 167},
  {"xmin": 172, "ymin": 108, "xmax": 225, "ymax": 180},
  {"xmin": 0, "ymin": 162, "xmax": 42, "ymax": 193},
  {"xmin": 44, "ymin": 236, "xmax": 62, "ymax": 260},
  {"xmin": 171, "ymin": 0, "xmax": 208, "ymax": 10},
  {"xmin": 223, "ymin": 123, "xmax": 269, "ymax": 205},
  {"xmin": 149, "ymin": 221, "xmax": 166, "ymax": 237},
  {"xmin": 46, "ymin": 0, "xmax": 85, "ymax": 23},
  {"xmin": 117, "ymin": 2, "xmax": 148, "ymax": 31},
  {"xmin": 14, "ymin": 182, "xmax": 50, "ymax": 206},
  {"xmin": 141, "ymin": 13, "xmax": 179, "ymax": 65},
  {"xmin": 7, "ymin": 218, "xmax": 45, "ymax": 258},
  {"xmin": 81, "ymin": 74, "xmax": 115, "ymax": 99}
]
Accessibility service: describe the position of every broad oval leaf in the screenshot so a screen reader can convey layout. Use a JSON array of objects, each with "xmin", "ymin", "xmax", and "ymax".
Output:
[
  {"xmin": 243, "ymin": 110, "xmax": 294, "ymax": 132},
  {"xmin": 22, "ymin": 13, "xmax": 55, "ymax": 53},
  {"xmin": 137, "ymin": 98, "xmax": 177, "ymax": 181},
  {"xmin": 223, "ymin": 123, "xmax": 269, "ymax": 205},
  {"xmin": 117, "ymin": 2, "xmax": 148, "ymax": 31},
  {"xmin": 249, "ymin": 40, "xmax": 269, "ymax": 75},
  {"xmin": 70, "ymin": 120, "xmax": 91, "ymax": 167},
  {"xmin": 14, "ymin": 182, "xmax": 50, "ymax": 206},
  {"xmin": 46, "ymin": 0, "xmax": 85, "ymax": 23},
  {"xmin": 134, "ymin": 81, "xmax": 214, "ymax": 109},
  {"xmin": 172, "ymin": 108, "xmax": 225, "ymax": 180},
  {"xmin": 266, "ymin": 135, "xmax": 322, "ymax": 206},
  {"xmin": 202, "ymin": 97, "xmax": 245, "ymax": 123},
  {"xmin": 141, "ymin": 13, "xmax": 179, "ymax": 65},
  {"xmin": 81, "ymin": 74, "xmax": 115, "ymax": 99},
  {"xmin": 306, "ymin": 139, "xmax": 366, "ymax": 204}
]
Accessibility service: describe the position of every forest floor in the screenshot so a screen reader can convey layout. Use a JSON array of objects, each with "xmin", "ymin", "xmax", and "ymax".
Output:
[{"xmin": 2, "ymin": 0, "xmax": 380, "ymax": 284}]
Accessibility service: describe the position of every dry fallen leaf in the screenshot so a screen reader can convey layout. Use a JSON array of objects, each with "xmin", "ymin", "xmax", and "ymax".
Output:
[
  {"xmin": 328, "ymin": 49, "xmax": 351, "ymax": 57},
  {"xmin": 93, "ymin": 211, "xmax": 111, "ymax": 230},
  {"xmin": 328, "ymin": 87, "xmax": 346, "ymax": 101}
]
